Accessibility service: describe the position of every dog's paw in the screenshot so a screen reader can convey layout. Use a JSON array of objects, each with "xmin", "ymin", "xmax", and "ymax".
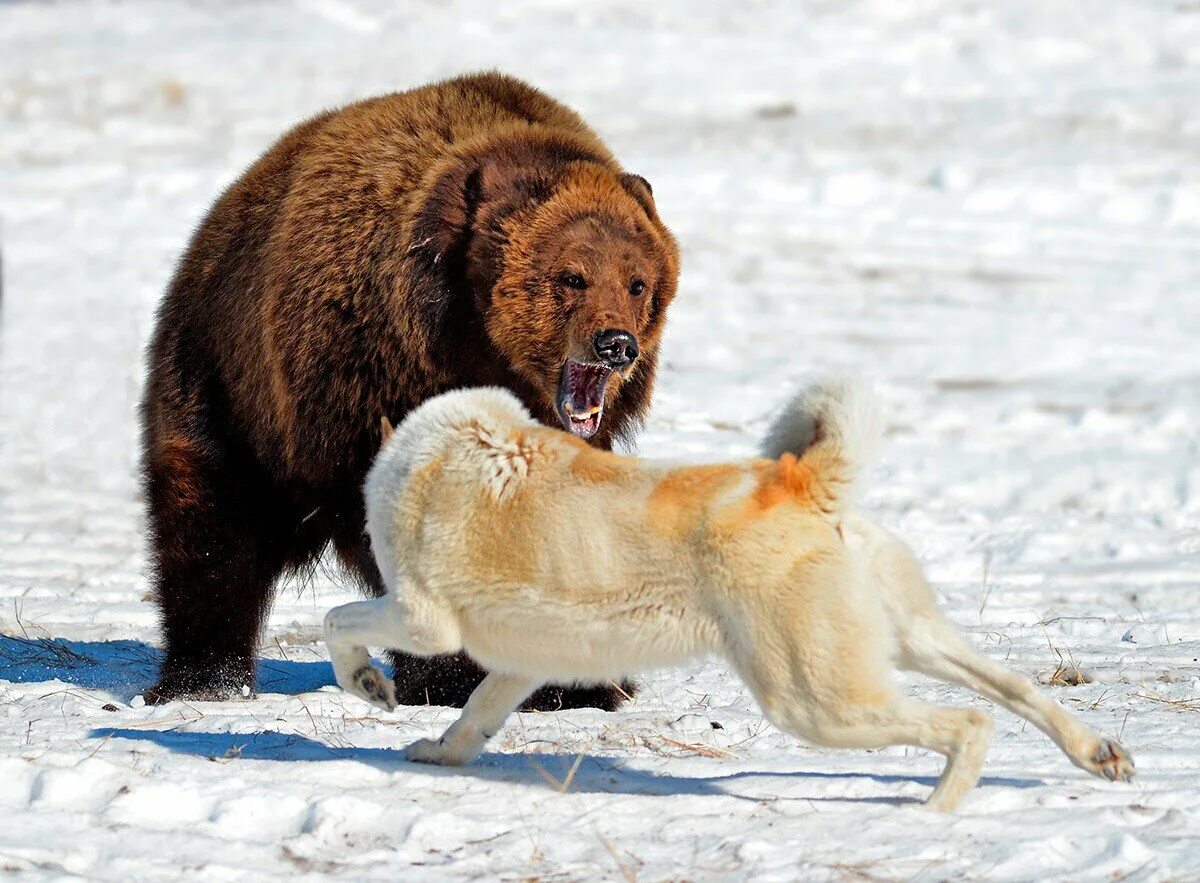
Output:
[
  {"xmin": 405, "ymin": 736, "xmax": 474, "ymax": 766},
  {"xmin": 921, "ymin": 793, "xmax": 960, "ymax": 814},
  {"xmin": 350, "ymin": 665, "xmax": 397, "ymax": 712},
  {"xmin": 1090, "ymin": 739, "xmax": 1135, "ymax": 782}
]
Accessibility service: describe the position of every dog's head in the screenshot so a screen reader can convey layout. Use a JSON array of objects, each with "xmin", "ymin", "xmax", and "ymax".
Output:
[{"xmin": 410, "ymin": 138, "xmax": 678, "ymax": 444}]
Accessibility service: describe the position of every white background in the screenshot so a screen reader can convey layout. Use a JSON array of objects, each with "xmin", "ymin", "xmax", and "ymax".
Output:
[{"xmin": 1, "ymin": 1, "xmax": 1197, "ymax": 879}]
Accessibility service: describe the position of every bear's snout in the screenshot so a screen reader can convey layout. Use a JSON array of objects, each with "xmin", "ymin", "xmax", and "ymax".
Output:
[{"xmin": 593, "ymin": 329, "xmax": 639, "ymax": 369}]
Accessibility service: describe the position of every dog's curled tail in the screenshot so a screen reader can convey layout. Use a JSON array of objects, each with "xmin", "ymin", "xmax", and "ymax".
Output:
[{"xmin": 760, "ymin": 379, "xmax": 884, "ymax": 517}]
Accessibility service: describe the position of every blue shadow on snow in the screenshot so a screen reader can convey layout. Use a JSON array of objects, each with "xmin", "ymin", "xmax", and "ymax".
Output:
[
  {"xmin": 2, "ymin": 636, "xmax": 1046, "ymax": 806},
  {"xmin": 0, "ymin": 635, "xmax": 334, "ymax": 702},
  {"xmin": 90, "ymin": 725, "xmax": 1044, "ymax": 805}
]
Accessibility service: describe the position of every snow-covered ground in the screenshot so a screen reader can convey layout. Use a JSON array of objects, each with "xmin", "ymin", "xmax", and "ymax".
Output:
[{"xmin": 2, "ymin": 0, "xmax": 1198, "ymax": 878}]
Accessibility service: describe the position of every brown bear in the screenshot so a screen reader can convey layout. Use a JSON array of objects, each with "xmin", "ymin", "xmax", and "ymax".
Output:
[{"xmin": 140, "ymin": 72, "xmax": 679, "ymax": 710}]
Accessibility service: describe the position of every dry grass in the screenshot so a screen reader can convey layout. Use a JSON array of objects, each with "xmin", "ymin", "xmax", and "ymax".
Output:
[
  {"xmin": 1043, "ymin": 655, "xmax": 1092, "ymax": 687},
  {"xmin": 595, "ymin": 833, "xmax": 637, "ymax": 883},
  {"xmin": 1038, "ymin": 635, "xmax": 1092, "ymax": 687},
  {"xmin": 1134, "ymin": 691, "xmax": 1200, "ymax": 711},
  {"xmin": 528, "ymin": 752, "xmax": 587, "ymax": 793},
  {"xmin": 651, "ymin": 735, "xmax": 736, "ymax": 759},
  {"xmin": 0, "ymin": 633, "xmax": 91, "ymax": 667}
]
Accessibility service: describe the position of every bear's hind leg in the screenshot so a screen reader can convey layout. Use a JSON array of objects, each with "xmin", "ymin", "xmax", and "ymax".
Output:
[{"xmin": 143, "ymin": 430, "xmax": 294, "ymax": 703}]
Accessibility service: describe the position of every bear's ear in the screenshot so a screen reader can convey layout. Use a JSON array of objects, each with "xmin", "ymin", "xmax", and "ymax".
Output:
[
  {"xmin": 409, "ymin": 154, "xmax": 554, "ymax": 275},
  {"xmin": 409, "ymin": 162, "xmax": 483, "ymax": 269},
  {"xmin": 405, "ymin": 161, "xmax": 488, "ymax": 336},
  {"xmin": 477, "ymin": 156, "xmax": 557, "ymax": 210},
  {"xmin": 407, "ymin": 148, "xmax": 561, "ymax": 335},
  {"xmin": 619, "ymin": 173, "xmax": 655, "ymax": 214}
]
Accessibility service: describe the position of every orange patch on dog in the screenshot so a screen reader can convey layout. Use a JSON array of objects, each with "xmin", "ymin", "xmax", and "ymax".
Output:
[
  {"xmin": 750, "ymin": 454, "xmax": 819, "ymax": 512},
  {"xmin": 556, "ymin": 433, "xmax": 590, "ymax": 450},
  {"xmin": 465, "ymin": 482, "xmax": 538, "ymax": 586},
  {"xmin": 527, "ymin": 429, "xmax": 626, "ymax": 483},
  {"xmin": 456, "ymin": 435, "xmax": 542, "ymax": 585},
  {"xmin": 401, "ymin": 456, "xmax": 445, "ymax": 535},
  {"xmin": 647, "ymin": 464, "xmax": 741, "ymax": 539},
  {"xmin": 570, "ymin": 446, "xmax": 632, "ymax": 484}
]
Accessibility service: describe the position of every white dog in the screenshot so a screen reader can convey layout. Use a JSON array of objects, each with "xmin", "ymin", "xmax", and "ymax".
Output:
[{"xmin": 323, "ymin": 381, "xmax": 1133, "ymax": 811}]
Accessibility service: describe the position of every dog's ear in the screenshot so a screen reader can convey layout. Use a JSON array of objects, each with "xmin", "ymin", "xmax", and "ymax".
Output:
[
  {"xmin": 619, "ymin": 172, "xmax": 656, "ymax": 216},
  {"xmin": 380, "ymin": 415, "xmax": 394, "ymax": 444}
]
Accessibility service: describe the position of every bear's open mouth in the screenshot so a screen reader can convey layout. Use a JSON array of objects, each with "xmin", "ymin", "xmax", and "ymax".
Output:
[{"xmin": 556, "ymin": 358, "xmax": 612, "ymax": 439}]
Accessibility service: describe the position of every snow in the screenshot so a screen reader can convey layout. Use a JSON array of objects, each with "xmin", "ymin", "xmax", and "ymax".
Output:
[{"xmin": 1, "ymin": 0, "xmax": 1198, "ymax": 878}]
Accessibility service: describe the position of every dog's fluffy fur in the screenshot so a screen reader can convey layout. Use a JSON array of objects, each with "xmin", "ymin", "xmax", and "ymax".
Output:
[{"xmin": 324, "ymin": 381, "xmax": 1134, "ymax": 811}]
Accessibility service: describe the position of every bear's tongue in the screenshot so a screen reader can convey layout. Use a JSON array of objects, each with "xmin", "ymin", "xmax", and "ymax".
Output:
[{"xmin": 558, "ymin": 359, "xmax": 611, "ymax": 439}]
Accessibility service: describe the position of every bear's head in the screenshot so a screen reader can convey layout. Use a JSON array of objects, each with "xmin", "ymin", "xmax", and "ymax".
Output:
[{"xmin": 409, "ymin": 134, "xmax": 679, "ymax": 447}]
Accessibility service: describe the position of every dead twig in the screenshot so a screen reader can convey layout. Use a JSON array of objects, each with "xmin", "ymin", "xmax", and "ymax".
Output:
[
  {"xmin": 607, "ymin": 680, "xmax": 633, "ymax": 703},
  {"xmin": 1043, "ymin": 646, "xmax": 1091, "ymax": 687},
  {"xmin": 596, "ymin": 832, "xmax": 637, "ymax": 883},
  {"xmin": 1134, "ymin": 692, "xmax": 1200, "ymax": 710},
  {"xmin": 651, "ymin": 735, "xmax": 736, "ymax": 759},
  {"xmin": 524, "ymin": 751, "xmax": 588, "ymax": 795}
]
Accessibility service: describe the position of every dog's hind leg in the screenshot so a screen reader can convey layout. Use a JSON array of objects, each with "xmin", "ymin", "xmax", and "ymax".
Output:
[
  {"xmin": 739, "ymin": 656, "xmax": 994, "ymax": 812},
  {"xmin": 406, "ymin": 672, "xmax": 540, "ymax": 766},
  {"xmin": 862, "ymin": 520, "xmax": 1135, "ymax": 784},
  {"xmin": 749, "ymin": 672, "xmax": 993, "ymax": 811},
  {"xmin": 728, "ymin": 620, "xmax": 992, "ymax": 812},
  {"xmin": 797, "ymin": 698, "xmax": 995, "ymax": 813},
  {"xmin": 727, "ymin": 554, "xmax": 993, "ymax": 813},
  {"xmin": 898, "ymin": 615, "xmax": 1133, "ymax": 783}
]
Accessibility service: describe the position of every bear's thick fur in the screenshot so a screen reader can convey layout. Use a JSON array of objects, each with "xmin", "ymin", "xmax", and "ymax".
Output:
[{"xmin": 141, "ymin": 72, "xmax": 679, "ymax": 709}]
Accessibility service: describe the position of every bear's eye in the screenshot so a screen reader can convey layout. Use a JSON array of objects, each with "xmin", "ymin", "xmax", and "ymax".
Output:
[
  {"xmin": 629, "ymin": 279, "xmax": 646, "ymax": 297},
  {"xmin": 559, "ymin": 272, "xmax": 587, "ymax": 290}
]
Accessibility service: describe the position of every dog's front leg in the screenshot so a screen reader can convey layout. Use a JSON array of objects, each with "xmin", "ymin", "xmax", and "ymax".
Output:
[
  {"xmin": 324, "ymin": 598, "xmax": 405, "ymax": 711},
  {"xmin": 406, "ymin": 672, "xmax": 539, "ymax": 766}
]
